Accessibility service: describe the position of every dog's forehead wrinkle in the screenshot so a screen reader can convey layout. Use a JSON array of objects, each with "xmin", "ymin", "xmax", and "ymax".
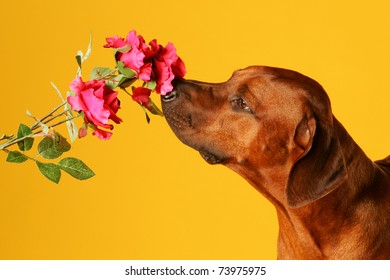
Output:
[
  {"xmin": 232, "ymin": 66, "xmax": 277, "ymax": 79},
  {"xmin": 255, "ymin": 81, "xmax": 305, "ymax": 122}
]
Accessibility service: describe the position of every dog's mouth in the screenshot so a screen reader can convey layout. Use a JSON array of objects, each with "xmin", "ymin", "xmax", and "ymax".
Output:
[
  {"xmin": 162, "ymin": 86, "xmax": 225, "ymax": 166},
  {"xmin": 199, "ymin": 150, "xmax": 223, "ymax": 165},
  {"xmin": 162, "ymin": 89, "xmax": 193, "ymax": 129}
]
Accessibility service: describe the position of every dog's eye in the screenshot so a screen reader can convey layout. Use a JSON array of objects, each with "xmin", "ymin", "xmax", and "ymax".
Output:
[{"xmin": 230, "ymin": 97, "xmax": 252, "ymax": 113}]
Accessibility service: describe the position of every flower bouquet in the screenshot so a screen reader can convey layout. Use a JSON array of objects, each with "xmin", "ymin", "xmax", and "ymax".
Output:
[{"xmin": 0, "ymin": 30, "xmax": 186, "ymax": 183}]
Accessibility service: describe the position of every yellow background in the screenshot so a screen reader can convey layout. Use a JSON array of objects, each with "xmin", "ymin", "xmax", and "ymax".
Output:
[{"xmin": 0, "ymin": 0, "xmax": 389, "ymax": 259}]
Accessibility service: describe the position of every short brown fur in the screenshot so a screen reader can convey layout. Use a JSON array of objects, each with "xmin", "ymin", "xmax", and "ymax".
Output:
[{"xmin": 161, "ymin": 66, "xmax": 390, "ymax": 259}]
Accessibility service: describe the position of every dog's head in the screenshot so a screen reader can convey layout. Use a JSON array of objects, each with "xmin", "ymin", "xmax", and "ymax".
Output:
[{"xmin": 162, "ymin": 66, "xmax": 347, "ymax": 208}]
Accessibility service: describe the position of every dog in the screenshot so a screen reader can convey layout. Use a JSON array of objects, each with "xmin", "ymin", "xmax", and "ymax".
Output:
[{"xmin": 161, "ymin": 66, "xmax": 390, "ymax": 259}]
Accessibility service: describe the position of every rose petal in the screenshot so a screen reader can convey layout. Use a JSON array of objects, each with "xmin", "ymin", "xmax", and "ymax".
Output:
[
  {"xmin": 80, "ymin": 88, "xmax": 110, "ymax": 125},
  {"xmin": 120, "ymin": 48, "xmax": 145, "ymax": 72},
  {"xmin": 154, "ymin": 61, "xmax": 174, "ymax": 95},
  {"xmin": 69, "ymin": 77, "xmax": 85, "ymax": 94},
  {"xmin": 126, "ymin": 30, "xmax": 140, "ymax": 47},
  {"xmin": 161, "ymin": 42, "xmax": 177, "ymax": 66},
  {"xmin": 132, "ymin": 87, "xmax": 151, "ymax": 106},
  {"xmin": 104, "ymin": 36, "xmax": 127, "ymax": 48},
  {"xmin": 67, "ymin": 94, "xmax": 87, "ymax": 112},
  {"xmin": 93, "ymin": 127, "xmax": 113, "ymax": 140},
  {"xmin": 149, "ymin": 39, "xmax": 161, "ymax": 53},
  {"xmin": 172, "ymin": 56, "xmax": 187, "ymax": 78},
  {"xmin": 139, "ymin": 63, "xmax": 152, "ymax": 82}
]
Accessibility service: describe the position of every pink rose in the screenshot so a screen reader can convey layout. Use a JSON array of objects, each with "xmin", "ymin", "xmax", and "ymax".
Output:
[
  {"xmin": 105, "ymin": 30, "xmax": 151, "ymax": 81},
  {"xmin": 148, "ymin": 40, "xmax": 186, "ymax": 95},
  {"xmin": 104, "ymin": 30, "xmax": 186, "ymax": 96},
  {"xmin": 67, "ymin": 77, "xmax": 122, "ymax": 140}
]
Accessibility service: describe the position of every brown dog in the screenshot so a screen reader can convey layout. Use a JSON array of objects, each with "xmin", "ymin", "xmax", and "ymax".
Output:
[{"xmin": 161, "ymin": 66, "xmax": 390, "ymax": 259}]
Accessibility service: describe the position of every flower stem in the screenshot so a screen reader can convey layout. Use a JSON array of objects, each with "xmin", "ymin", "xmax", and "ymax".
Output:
[
  {"xmin": 0, "ymin": 134, "xmax": 14, "ymax": 141},
  {"xmin": 40, "ymin": 113, "xmax": 81, "ymax": 131},
  {"xmin": 30, "ymin": 101, "xmax": 68, "ymax": 131},
  {"xmin": 0, "ymin": 114, "xmax": 81, "ymax": 151},
  {"xmin": 0, "ymin": 133, "xmax": 34, "ymax": 150},
  {"xmin": 40, "ymin": 108, "xmax": 72, "ymax": 127},
  {"xmin": 121, "ymin": 87, "xmax": 132, "ymax": 97}
]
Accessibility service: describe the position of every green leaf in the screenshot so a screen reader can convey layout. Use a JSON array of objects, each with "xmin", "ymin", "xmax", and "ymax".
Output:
[
  {"xmin": 6, "ymin": 151, "xmax": 28, "ymax": 163},
  {"xmin": 75, "ymin": 35, "xmax": 93, "ymax": 78},
  {"xmin": 17, "ymin": 124, "xmax": 34, "ymax": 151},
  {"xmin": 140, "ymin": 105, "xmax": 151, "ymax": 124},
  {"xmin": 145, "ymin": 111, "xmax": 151, "ymax": 124},
  {"xmin": 54, "ymin": 132, "xmax": 71, "ymax": 152},
  {"xmin": 147, "ymin": 99, "xmax": 164, "ymax": 116},
  {"xmin": 76, "ymin": 50, "xmax": 83, "ymax": 77},
  {"xmin": 50, "ymin": 81, "xmax": 65, "ymax": 102},
  {"xmin": 58, "ymin": 157, "xmax": 95, "ymax": 180},
  {"xmin": 115, "ymin": 44, "xmax": 131, "ymax": 54},
  {"xmin": 116, "ymin": 61, "xmax": 136, "ymax": 78},
  {"xmin": 90, "ymin": 67, "xmax": 115, "ymax": 81},
  {"xmin": 105, "ymin": 74, "xmax": 129, "ymax": 90},
  {"xmin": 36, "ymin": 161, "xmax": 61, "ymax": 184},
  {"xmin": 66, "ymin": 118, "xmax": 78, "ymax": 143},
  {"xmin": 75, "ymin": 50, "xmax": 83, "ymax": 68},
  {"xmin": 65, "ymin": 92, "xmax": 78, "ymax": 143},
  {"xmin": 26, "ymin": 109, "xmax": 49, "ymax": 134},
  {"xmin": 84, "ymin": 33, "xmax": 93, "ymax": 61},
  {"xmin": 112, "ymin": 44, "xmax": 131, "ymax": 57},
  {"xmin": 37, "ymin": 137, "xmax": 63, "ymax": 159},
  {"xmin": 146, "ymin": 80, "xmax": 157, "ymax": 91},
  {"xmin": 41, "ymin": 123, "xmax": 49, "ymax": 135},
  {"xmin": 118, "ymin": 78, "xmax": 137, "ymax": 89},
  {"xmin": 26, "ymin": 109, "xmax": 34, "ymax": 118}
]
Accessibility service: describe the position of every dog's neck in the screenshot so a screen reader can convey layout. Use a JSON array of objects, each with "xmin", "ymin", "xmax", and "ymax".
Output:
[
  {"xmin": 275, "ymin": 118, "xmax": 380, "ymax": 259},
  {"xmin": 229, "ymin": 116, "xmax": 383, "ymax": 259}
]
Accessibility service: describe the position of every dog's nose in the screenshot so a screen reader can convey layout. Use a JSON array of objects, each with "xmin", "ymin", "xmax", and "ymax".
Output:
[{"xmin": 162, "ymin": 90, "xmax": 178, "ymax": 102}]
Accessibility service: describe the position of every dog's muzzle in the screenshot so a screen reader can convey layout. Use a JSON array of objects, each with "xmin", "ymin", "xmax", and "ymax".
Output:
[{"xmin": 161, "ymin": 82, "xmax": 227, "ymax": 166}]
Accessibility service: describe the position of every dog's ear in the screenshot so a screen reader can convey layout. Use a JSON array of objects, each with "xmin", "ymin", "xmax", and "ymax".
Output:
[{"xmin": 286, "ymin": 116, "xmax": 347, "ymax": 208}]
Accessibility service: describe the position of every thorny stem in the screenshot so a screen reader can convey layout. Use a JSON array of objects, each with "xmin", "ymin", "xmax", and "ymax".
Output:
[
  {"xmin": 42, "ymin": 113, "xmax": 81, "ymax": 131},
  {"xmin": 30, "ymin": 101, "xmax": 68, "ymax": 131},
  {"xmin": 0, "ymin": 134, "xmax": 14, "ymax": 141},
  {"xmin": 0, "ymin": 113, "xmax": 81, "ymax": 151},
  {"xmin": 38, "ymin": 108, "xmax": 72, "ymax": 128},
  {"xmin": 0, "ymin": 133, "xmax": 35, "ymax": 151}
]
